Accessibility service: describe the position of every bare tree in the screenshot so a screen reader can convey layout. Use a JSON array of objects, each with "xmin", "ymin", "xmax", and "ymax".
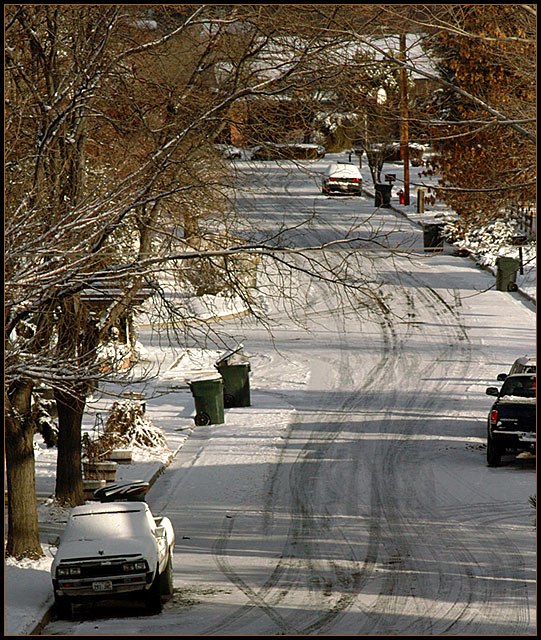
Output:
[
  {"xmin": 4, "ymin": 4, "xmax": 390, "ymax": 557},
  {"xmin": 5, "ymin": 4, "xmax": 123, "ymax": 555},
  {"xmin": 410, "ymin": 4, "xmax": 536, "ymax": 225},
  {"xmin": 288, "ymin": 4, "xmax": 535, "ymax": 204}
]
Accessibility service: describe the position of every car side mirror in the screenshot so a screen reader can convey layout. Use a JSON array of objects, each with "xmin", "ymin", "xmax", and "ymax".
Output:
[
  {"xmin": 486, "ymin": 387, "xmax": 499, "ymax": 396},
  {"xmin": 497, "ymin": 373, "xmax": 507, "ymax": 381},
  {"xmin": 48, "ymin": 536, "xmax": 60, "ymax": 555}
]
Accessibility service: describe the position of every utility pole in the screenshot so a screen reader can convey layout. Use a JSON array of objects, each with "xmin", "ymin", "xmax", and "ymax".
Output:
[{"xmin": 400, "ymin": 33, "xmax": 410, "ymax": 205}]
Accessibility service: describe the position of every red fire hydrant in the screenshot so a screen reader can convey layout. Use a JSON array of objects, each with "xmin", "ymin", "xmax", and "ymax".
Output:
[{"xmin": 398, "ymin": 189, "xmax": 405, "ymax": 205}]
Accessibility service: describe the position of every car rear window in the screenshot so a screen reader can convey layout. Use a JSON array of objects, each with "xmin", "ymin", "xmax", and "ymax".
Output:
[{"xmin": 500, "ymin": 376, "xmax": 536, "ymax": 398}]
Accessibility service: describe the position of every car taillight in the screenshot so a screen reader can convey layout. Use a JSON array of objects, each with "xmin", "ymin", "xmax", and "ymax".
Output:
[
  {"xmin": 490, "ymin": 409, "xmax": 498, "ymax": 425},
  {"xmin": 352, "ymin": 178, "xmax": 360, "ymax": 182}
]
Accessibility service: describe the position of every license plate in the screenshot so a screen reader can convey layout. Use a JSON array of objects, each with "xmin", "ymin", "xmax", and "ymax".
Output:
[{"xmin": 92, "ymin": 580, "xmax": 113, "ymax": 592}]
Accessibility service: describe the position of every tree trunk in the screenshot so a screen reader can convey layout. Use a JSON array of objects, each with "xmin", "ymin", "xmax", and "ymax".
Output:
[
  {"xmin": 54, "ymin": 388, "xmax": 85, "ymax": 506},
  {"xmin": 5, "ymin": 382, "xmax": 44, "ymax": 559}
]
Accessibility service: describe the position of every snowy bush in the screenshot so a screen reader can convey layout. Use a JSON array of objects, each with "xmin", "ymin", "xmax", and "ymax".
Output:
[
  {"xmin": 83, "ymin": 400, "xmax": 169, "ymax": 462},
  {"xmin": 96, "ymin": 339, "xmax": 133, "ymax": 372},
  {"xmin": 442, "ymin": 215, "xmax": 536, "ymax": 267}
]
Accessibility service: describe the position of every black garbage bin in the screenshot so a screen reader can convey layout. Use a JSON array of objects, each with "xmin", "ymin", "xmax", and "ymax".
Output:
[
  {"xmin": 215, "ymin": 348, "xmax": 251, "ymax": 408},
  {"xmin": 423, "ymin": 223, "xmax": 444, "ymax": 253},
  {"xmin": 375, "ymin": 183, "xmax": 392, "ymax": 208},
  {"xmin": 188, "ymin": 374, "xmax": 225, "ymax": 425},
  {"xmin": 496, "ymin": 256, "xmax": 520, "ymax": 292}
]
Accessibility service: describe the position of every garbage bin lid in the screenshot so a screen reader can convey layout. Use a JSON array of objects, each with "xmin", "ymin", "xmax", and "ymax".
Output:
[
  {"xmin": 189, "ymin": 373, "xmax": 223, "ymax": 383},
  {"xmin": 216, "ymin": 345, "xmax": 248, "ymax": 366},
  {"xmin": 496, "ymin": 255, "xmax": 520, "ymax": 265}
]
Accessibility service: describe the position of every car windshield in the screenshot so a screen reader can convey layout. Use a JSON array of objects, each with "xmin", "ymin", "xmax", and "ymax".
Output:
[{"xmin": 500, "ymin": 376, "xmax": 536, "ymax": 398}]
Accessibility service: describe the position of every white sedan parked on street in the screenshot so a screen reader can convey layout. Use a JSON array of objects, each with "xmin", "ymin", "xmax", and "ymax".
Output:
[
  {"xmin": 322, "ymin": 162, "xmax": 363, "ymax": 196},
  {"xmin": 51, "ymin": 496, "xmax": 175, "ymax": 618}
]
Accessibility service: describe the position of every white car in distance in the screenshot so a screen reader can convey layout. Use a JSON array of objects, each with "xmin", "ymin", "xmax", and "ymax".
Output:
[{"xmin": 322, "ymin": 162, "xmax": 363, "ymax": 196}]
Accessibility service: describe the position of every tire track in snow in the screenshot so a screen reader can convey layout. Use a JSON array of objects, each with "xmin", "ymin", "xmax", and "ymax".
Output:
[
  {"xmin": 260, "ymin": 282, "xmax": 406, "ymax": 634},
  {"xmin": 243, "ymin": 275, "xmax": 421, "ymax": 634},
  {"xmin": 342, "ymin": 279, "xmax": 477, "ymax": 635},
  {"xmin": 354, "ymin": 278, "xmax": 530, "ymax": 635},
  {"xmin": 210, "ymin": 514, "xmax": 299, "ymax": 635},
  {"xmin": 205, "ymin": 275, "xmax": 395, "ymax": 634}
]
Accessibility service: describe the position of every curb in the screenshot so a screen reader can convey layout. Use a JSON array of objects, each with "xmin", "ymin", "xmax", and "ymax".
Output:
[{"xmin": 27, "ymin": 603, "xmax": 54, "ymax": 636}]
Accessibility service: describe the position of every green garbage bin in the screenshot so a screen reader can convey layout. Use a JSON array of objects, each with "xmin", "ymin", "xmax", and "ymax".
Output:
[
  {"xmin": 188, "ymin": 374, "xmax": 225, "ymax": 425},
  {"xmin": 496, "ymin": 256, "xmax": 520, "ymax": 292},
  {"xmin": 215, "ymin": 348, "xmax": 251, "ymax": 408}
]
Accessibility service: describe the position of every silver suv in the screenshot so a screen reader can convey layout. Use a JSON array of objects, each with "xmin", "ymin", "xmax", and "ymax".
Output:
[{"xmin": 497, "ymin": 355, "xmax": 536, "ymax": 381}]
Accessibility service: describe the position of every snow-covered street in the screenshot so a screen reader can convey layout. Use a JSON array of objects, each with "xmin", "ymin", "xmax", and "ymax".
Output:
[{"xmin": 8, "ymin": 156, "xmax": 536, "ymax": 636}]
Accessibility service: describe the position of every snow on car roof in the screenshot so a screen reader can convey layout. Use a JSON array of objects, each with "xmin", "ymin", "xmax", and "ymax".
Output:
[{"xmin": 326, "ymin": 163, "xmax": 361, "ymax": 175}]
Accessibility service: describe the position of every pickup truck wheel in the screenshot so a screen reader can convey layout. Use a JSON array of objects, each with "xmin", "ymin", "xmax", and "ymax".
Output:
[
  {"xmin": 159, "ymin": 552, "xmax": 174, "ymax": 596},
  {"xmin": 144, "ymin": 573, "xmax": 163, "ymax": 615},
  {"xmin": 487, "ymin": 435, "xmax": 502, "ymax": 467},
  {"xmin": 54, "ymin": 593, "xmax": 72, "ymax": 620}
]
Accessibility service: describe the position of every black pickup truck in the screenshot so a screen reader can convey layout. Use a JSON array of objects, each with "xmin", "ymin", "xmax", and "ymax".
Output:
[{"xmin": 485, "ymin": 373, "xmax": 536, "ymax": 466}]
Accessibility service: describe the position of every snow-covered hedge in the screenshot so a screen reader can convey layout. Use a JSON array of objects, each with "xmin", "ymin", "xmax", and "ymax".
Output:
[
  {"xmin": 83, "ymin": 400, "xmax": 169, "ymax": 462},
  {"xmin": 442, "ymin": 216, "xmax": 536, "ymax": 268}
]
